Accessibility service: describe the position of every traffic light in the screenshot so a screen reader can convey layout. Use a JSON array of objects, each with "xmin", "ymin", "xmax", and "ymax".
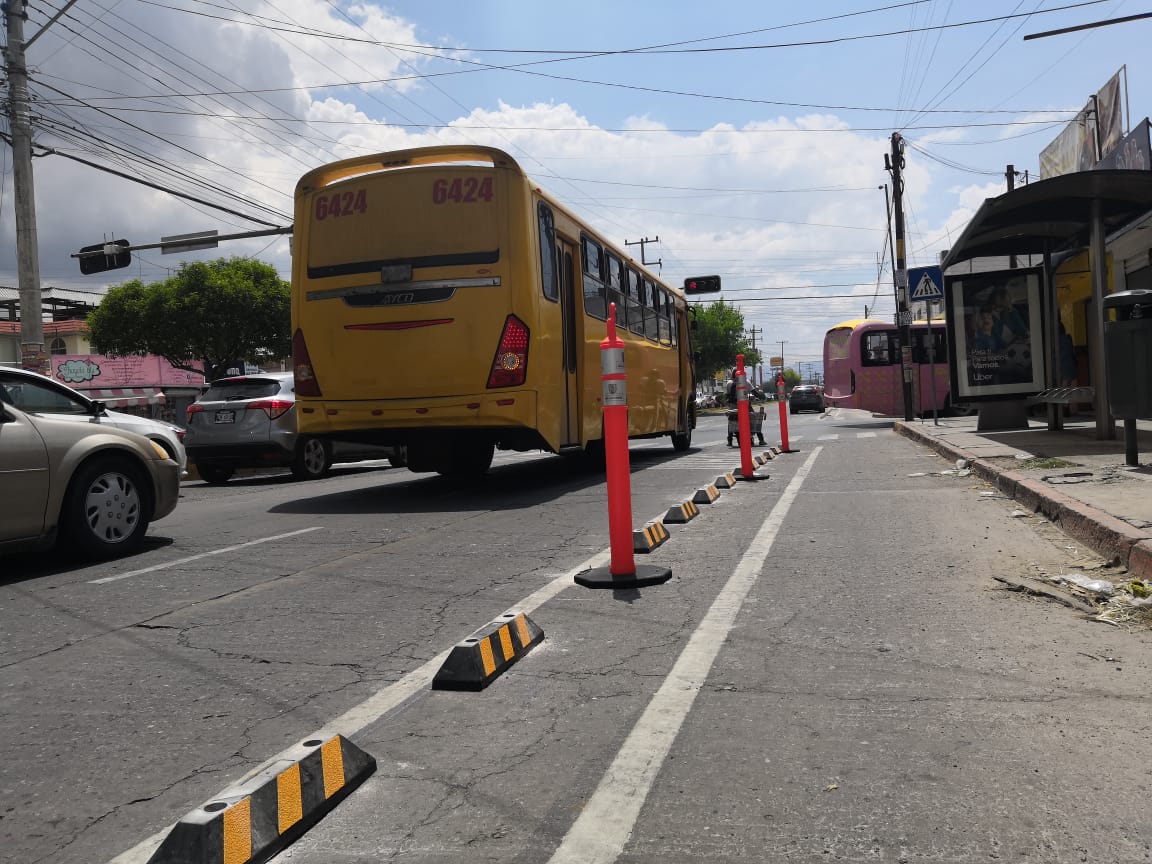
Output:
[
  {"xmin": 79, "ymin": 239, "xmax": 132, "ymax": 275},
  {"xmin": 683, "ymin": 275, "xmax": 721, "ymax": 294}
]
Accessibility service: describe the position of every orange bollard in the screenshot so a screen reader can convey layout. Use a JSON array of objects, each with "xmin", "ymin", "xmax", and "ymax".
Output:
[
  {"xmin": 575, "ymin": 304, "xmax": 671, "ymax": 590},
  {"xmin": 734, "ymin": 355, "xmax": 759, "ymax": 480},
  {"xmin": 776, "ymin": 372, "xmax": 792, "ymax": 452}
]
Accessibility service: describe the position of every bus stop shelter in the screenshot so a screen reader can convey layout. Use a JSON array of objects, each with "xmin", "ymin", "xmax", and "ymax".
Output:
[{"xmin": 940, "ymin": 169, "xmax": 1152, "ymax": 440}]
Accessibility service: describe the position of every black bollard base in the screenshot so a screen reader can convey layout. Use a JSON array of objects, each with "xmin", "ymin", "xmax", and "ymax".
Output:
[
  {"xmin": 575, "ymin": 564, "xmax": 672, "ymax": 589},
  {"xmin": 735, "ymin": 468, "xmax": 764, "ymax": 481}
]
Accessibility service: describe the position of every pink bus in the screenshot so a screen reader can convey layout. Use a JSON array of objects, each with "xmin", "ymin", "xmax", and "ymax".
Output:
[{"xmin": 822, "ymin": 318, "xmax": 953, "ymax": 416}]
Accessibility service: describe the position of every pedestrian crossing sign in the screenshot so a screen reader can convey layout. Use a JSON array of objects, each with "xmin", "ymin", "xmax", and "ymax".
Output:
[{"xmin": 908, "ymin": 266, "xmax": 943, "ymax": 301}]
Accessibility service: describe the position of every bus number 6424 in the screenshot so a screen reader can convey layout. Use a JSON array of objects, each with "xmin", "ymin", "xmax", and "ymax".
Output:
[
  {"xmin": 314, "ymin": 189, "xmax": 367, "ymax": 220},
  {"xmin": 432, "ymin": 176, "xmax": 494, "ymax": 204}
]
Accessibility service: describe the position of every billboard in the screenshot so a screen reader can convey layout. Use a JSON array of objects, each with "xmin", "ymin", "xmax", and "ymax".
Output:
[
  {"xmin": 944, "ymin": 268, "xmax": 1045, "ymax": 401},
  {"xmin": 1096, "ymin": 117, "xmax": 1151, "ymax": 171},
  {"xmin": 1040, "ymin": 69, "xmax": 1125, "ymax": 179}
]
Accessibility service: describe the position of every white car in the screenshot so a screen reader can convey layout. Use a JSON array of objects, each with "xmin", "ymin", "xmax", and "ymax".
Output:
[{"xmin": 0, "ymin": 367, "xmax": 188, "ymax": 476}]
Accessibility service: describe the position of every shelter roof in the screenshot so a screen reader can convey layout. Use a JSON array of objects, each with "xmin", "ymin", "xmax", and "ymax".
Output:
[{"xmin": 941, "ymin": 169, "xmax": 1152, "ymax": 269}]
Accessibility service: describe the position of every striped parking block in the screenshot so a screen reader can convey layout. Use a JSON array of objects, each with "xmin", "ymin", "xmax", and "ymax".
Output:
[
  {"xmin": 663, "ymin": 499, "xmax": 700, "ymax": 524},
  {"xmin": 770, "ymin": 447, "xmax": 782, "ymax": 456},
  {"xmin": 760, "ymin": 450, "xmax": 775, "ymax": 461},
  {"xmin": 754, "ymin": 454, "xmax": 767, "ymax": 466},
  {"xmin": 714, "ymin": 472, "xmax": 738, "ymax": 489},
  {"xmin": 633, "ymin": 520, "xmax": 670, "ymax": 553},
  {"xmin": 146, "ymin": 735, "xmax": 375, "ymax": 864},
  {"xmin": 432, "ymin": 612, "xmax": 544, "ymax": 691},
  {"xmin": 692, "ymin": 484, "xmax": 720, "ymax": 505}
]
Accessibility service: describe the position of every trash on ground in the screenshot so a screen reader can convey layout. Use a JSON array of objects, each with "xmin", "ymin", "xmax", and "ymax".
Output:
[
  {"xmin": 1096, "ymin": 592, "xmax": 1152, "ymax": 629},
  {"xmin": 1051, "ymin": 573, "xmax": 1115, "ymax": 596},
  {"xmin": 956, "ymin": 458, "xmax": 970, "ymax": 469}
]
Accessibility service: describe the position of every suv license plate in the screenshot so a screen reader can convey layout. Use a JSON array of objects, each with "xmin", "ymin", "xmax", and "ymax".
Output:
[{"xmin": 214, "ymin": 410, "xmax": 235, "ymax": 424}]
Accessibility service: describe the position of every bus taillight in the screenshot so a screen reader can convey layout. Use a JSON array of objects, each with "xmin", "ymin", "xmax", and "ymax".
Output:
[
  {"xmin": 487, "ymin": 315, "xmax": 530, "ymax": 388},
  {"xmin": 293, "ymin": 328, "xmax": 322, "ymax": 397}
]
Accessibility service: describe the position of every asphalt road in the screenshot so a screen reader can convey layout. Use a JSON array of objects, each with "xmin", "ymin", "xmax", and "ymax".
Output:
[{"xmin": 4, "ymin": 408, "xmax": 1152, "ymax": 864}]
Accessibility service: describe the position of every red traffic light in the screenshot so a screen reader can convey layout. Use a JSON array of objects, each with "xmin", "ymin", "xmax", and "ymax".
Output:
[{"xmin": 683, "ymin": 275, "xmax": 721, "ymax": 294}]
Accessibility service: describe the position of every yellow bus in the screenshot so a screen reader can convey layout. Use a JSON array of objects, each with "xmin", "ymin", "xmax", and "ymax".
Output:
[{"xmin": 290, "ymin": 146, "xmax": 699, "ymax": 476}]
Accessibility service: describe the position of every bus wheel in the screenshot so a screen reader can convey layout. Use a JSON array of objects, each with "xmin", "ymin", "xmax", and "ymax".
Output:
[
  {"xmin": 388, "ymin": 446, "xmax": 408, "ymax": 468},
  {"xmin": 439, "ymin": 440, "xmax": 494, "ymax": 477},
  {"xmin": 671, "ymin": 425, "xmax": 692, "ymax": 452},
  {"xmin": 291, "ymin": 437, "xmax": 333, "ymax": 480}
]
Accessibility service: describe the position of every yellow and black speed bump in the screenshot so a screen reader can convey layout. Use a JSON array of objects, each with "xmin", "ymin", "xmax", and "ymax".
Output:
[
  {"xmin": 770, "ymin": 446, "xmax": 782, "ymax": 456},
  {"xmin": 754, "ymin": 454, "xmax": 767, "ymax": 466},
  {"xmin": 692, "ymin": 484, "xmax": 720, "ymax": 505},
  {"xmin": 147, "ymin": 734, "xmax": 375, "ymax": 864},
  {"xmin": 714, "ymin": 472, "xmax": 737, "ymax": 489},
  {"xmin": 663, "ymin": 499, "xmax": 700, "ymax": 524},
  {"xmin": 633, "ymin": 520, "xmax": 670, "ymax": 553},
  {"xmin": 432, "ymin": 612, "xmax": 543, "ymax": 691}
]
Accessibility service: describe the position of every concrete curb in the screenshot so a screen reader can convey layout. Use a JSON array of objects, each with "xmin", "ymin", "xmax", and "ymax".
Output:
[
  {"xmin": 895, "ymin": 421, "xmax": 1152, "ymax": 581},
  {"xmin": 146, "ymin": 734, "xmax": 375, "ymax": 864}
]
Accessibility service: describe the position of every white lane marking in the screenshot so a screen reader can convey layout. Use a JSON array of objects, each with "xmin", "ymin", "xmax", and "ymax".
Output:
[
  {"xmin": 817, "ymin": 434, "xmax": 840, "ymax": 440},
  {"xmin": 104, "ymin": 541, "xmax": 614, "ymax": 864},
  {"xmin": 88, "ymin": 528, "xmax": 324, "ymax": 585},
  {"xmin": 857, "ymin": 431, "xmax": 877, "ymax": 438},
  {"xmin": 546, "ymin": 447, "xmax": 822, "ymax": 864}
]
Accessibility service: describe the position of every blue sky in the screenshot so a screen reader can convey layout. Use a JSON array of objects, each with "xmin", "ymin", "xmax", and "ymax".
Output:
[{"xmin": 10, "ymin": 0, "xmax": 1151, "ymax": 369}]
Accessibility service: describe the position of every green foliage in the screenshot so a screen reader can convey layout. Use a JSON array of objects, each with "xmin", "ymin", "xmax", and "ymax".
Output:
[
  {"xmin": 691, "ymin": 300, "xmax": 759, "ymax": 383},
  {"xmin": 782, "ymin": 368, "xmax": 801, "ymax": 389},
  {"xmin": 88, "ymin": 257, "xmax": 290, "ymax": 379}
]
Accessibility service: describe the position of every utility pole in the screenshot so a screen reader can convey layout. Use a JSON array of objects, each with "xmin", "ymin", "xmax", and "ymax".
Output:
[
  {"xmin": 1006, "ymin": 165, "xmax": 1017, "ymax": 269},
  {"xmin": 778, "ymin": 340, "xmax": 787, "ymax": 378},
  {"xmin": 886, "ymin": 132, "xmax": 914, "ymax": 421},
  {"xmin": 5, "ymin": 0, "xmax": 46, "ymax": 371},
  {"xmin": 624, "ymin": 236, "xmax": 661, "ymax": 271},
  {"xmin": 746, "ymin": 325, "xmax": 762, "ymax": 386}
]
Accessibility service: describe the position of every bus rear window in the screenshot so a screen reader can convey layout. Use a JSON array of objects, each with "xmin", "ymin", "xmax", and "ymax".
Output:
[{"xmin": 306, "ymin": 168, "xmax": 499, "ymax": 279}]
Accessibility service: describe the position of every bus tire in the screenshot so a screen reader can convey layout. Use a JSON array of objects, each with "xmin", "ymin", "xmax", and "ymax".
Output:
[
  {"xmin": 388, "ymin": 446, "xmax": 408, "ymax": 469},
  {"xmin": 671, "ymin": 426, "xmax": 692, "ymax": 452},
  {"xmin": 438, "ymin": 439, "xmax": 494, "ymax": 477},
  {"xmin": 291, "ymin": 437, "xmax": 333, "ymax": 480}
]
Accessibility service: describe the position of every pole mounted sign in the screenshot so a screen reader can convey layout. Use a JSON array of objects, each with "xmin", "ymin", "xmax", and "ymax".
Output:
[{"xmin": 908, "ymin": 265, "xmax": 944, "ymax": 301}]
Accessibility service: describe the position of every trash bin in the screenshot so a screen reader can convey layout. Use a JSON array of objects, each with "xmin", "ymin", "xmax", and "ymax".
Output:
[{"xmin": 1103, "ymin": 289, "xmax": 1152, "ymax": 419}]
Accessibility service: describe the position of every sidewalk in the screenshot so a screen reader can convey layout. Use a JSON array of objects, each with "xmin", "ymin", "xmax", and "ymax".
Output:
[{"xmin": 893, "ymin": 413, "xmax": 1152, "ymax": 582}]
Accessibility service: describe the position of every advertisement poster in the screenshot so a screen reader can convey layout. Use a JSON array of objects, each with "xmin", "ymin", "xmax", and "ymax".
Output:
[
  {"xmin": 946, "ymin": 268, "xmax": 1045, "ymax": 401},
  {"xmin": 51, "ymin": 354, "xmax": 205, "ymax": 388}
]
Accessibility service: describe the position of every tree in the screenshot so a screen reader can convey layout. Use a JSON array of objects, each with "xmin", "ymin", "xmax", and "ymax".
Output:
[
  {"xmin": 88, "ymin": 257, "xmax": 290, "ymax": 380},
  {"xmin": 691, "ymin": 300, "xmax": 759, "ymax": 387}
]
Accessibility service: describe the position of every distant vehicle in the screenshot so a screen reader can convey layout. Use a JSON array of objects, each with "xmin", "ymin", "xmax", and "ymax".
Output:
[
  {"xmin": 0, "ymin": 366, "xmax": 187, "ymax": 476},
  {"xmin": 823, "ymin": 318, "xmax": 952, "ymax": 416},
  {"xmin": 184, "ymin": 372, "xmax": 402, "ymax": 484},
  {"xmin": 789, "ymin": 384, "xmax": 826, "ymax": 414},
  {"xmin": 290, "ymin": 145, "xmax": 698, "ymax": 477},
  {"xmin": 0, "ymin": 399, "xmax": 180, "ymax": 559}
]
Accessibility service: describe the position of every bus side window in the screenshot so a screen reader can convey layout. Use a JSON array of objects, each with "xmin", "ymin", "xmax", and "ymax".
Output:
[
  {"xmin": 582, "ymin": 236, "xmax": 606, "ymax": 320},
  {"xmin": 606, "ymin": 254, "xmax": 625, "ymax": 328},
  {"xmin": 625, "ymin": 269, "xmax": 644, "ymax": 335},
  {"xmin": 658, "ymin": 290, "xmax": 672, "ymax": 345},
  {"xmin": 538, "ymin": 203, "xmax": 558, "ymax": 302},
  {"xmin": 862, "ymin": 331, "xmax": 893, "ymax": 366},
  {"xmin": 645, "ymin": 278, "xmax": 659, "ymax": 341}
]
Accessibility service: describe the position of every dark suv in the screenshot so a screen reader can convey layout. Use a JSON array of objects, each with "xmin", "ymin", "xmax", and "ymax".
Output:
[
  {"xmin": 184, "ymin": 372, "xmax": 402, "ymax": 484},
  {"xmin": 789, "ymin": 384, "xmax": 825, "ymax": 414}
]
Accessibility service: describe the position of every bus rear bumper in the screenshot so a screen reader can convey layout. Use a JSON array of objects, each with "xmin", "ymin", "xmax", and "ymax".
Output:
[{"xmin": 296, "ymin": 391, "xmax": 538, "ymax": 438}]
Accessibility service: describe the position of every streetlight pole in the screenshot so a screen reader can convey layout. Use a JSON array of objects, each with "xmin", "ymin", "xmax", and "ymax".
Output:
[{"xmin": 5, "ymin": 0, "xmax": 46, "ymax": 371}]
